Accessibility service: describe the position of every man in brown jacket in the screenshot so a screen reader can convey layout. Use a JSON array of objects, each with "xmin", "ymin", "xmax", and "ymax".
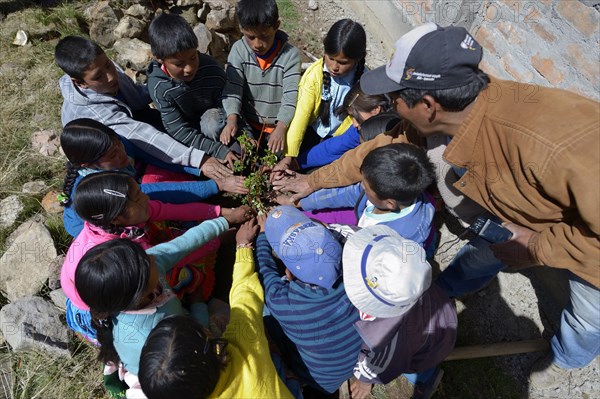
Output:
[{"xmin": 274, "ymin": 23, "xmax": 599, "ymax": 388}]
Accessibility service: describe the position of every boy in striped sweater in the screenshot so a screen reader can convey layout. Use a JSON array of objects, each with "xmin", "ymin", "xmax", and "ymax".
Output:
[
  {"xmin": 256, "ymin": 206, "xmax": 363, "ymax": 396},
  {"xmin": 220, "ymin": 0, "xmax": 301, "ymax": 154},
  {"xmin": 147, "ymin": 13, "xmax": 238, "ymax": 165}
]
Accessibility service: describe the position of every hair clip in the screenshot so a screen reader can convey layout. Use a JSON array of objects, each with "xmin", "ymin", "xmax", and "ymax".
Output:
[
  {"xmin": 97, "ymin": 318, "xmax": 110, "ymax": 328},
  {"xmin": 91, "ymin": 213, "xmax": 104, "ymax": 220},
  {"xmin": 103, "ymin": 189, "xmax": 126, "ymax": 198},
  {"xmin": 347, "ymin": 92, "xmax": 360, "ymax": 108}
]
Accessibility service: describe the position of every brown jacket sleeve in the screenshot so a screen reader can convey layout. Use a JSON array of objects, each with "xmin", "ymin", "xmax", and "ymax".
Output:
[
  {"xmin": 307, "ymin": 121, "xmax": 420, "ymax": 190},
  {"xmin": 530, "ymin": 127, "xmax": 600, "ymax": 288}
]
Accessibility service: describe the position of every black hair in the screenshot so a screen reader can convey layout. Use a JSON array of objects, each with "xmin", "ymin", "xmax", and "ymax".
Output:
[
  {"xmin": 59, "ymin": 118, "xmax": 119, "ymax": 207},
  {"xmin": 73, "ymin": 171, "xmax": 134, "ymax": 232},
  {"xmin": 139, "ymin": 315, "xmax": 228, "ymax": 399},
  {"xmin": 397, "ymin": 69, "xmax": 490, "ymax": 112},
  {"xmin": 149, "ymin": 13, "xmax": 199, "ymax": 59},
  {"xmin": 359, "ymin": 112, "xmax": 402, "ymax": 142},
  {"xmin": 360, "ymin": 143, "xmax": 435, "ymax": 205},
  {"xmin": 319, "ymin": 19, "xmax": 367, "ymax": 127},
  {"xmin": 337, "ymin": 82, "xmax": 394, "ymax": 123},
  {"xmin": 75, "ymin": 239, "xmax": 151, "ymax": 365},
  {"xmin": 236, "ymin": 0, "xmax": 279, "ymax": 29},
  {"xmin": 54, "ymin": 36, "xmax": 105, "ymax": 80}
]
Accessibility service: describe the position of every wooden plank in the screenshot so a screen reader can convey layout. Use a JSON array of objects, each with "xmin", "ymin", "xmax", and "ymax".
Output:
[{"xmin": 445, "ymin": 339, "xmax": 549, "ymax": 361}]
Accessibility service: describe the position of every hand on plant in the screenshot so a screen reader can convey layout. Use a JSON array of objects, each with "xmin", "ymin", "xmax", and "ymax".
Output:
[
  {"xmin": 270, "ymin": 156, "xmax": 298, "ymax": 182},
  {"xmin": 257, "ymin": 214, "xmax": 267, "ymax": 232},
  {"xmin": 236, "ymin": 218, "xmax": 259, "ymax": 245},
  {"xmin": 215, "ymin": 175, "xmax": 248, "ymax": 194},
  {"xmin": 221, "ymin": 151, "xmax": 240, "ymax": 170},
  {"xmin": 200, "ymin": 156, "xmax": 233, "ymax": 180},
  {"xmin": 271, "ymin": 170, "xmax": 314, "ymax": 202},
  {"xmin": 350, "ymin": 380, "xmax": 373, "ymax": 399},
  {"xmin": 267, "ymin": 122, "xmax": 286, "ymax": 154},
  {"xmin": 220, "ymin": 115, "xmax": 238, "ymax": 145},
  {"xmin": 224, "ymin": 205, "xmax": 255, "ymax": 225}
]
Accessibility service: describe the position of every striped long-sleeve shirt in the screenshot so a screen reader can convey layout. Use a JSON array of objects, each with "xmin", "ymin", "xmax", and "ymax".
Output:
[
  {"xmin": 147, "ymin": 54, "xmax": 230, "ymax": 159},
  {"xmin": 256, "ymin": 233, "xmax": 362, "ymax": 393},
  {"xmin": 222, "ymin": 30, "xmax": 301, "ymax": 126}
]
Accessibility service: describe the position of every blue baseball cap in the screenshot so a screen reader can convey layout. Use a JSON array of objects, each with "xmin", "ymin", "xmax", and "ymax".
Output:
[{"xmin": 265, "ymin": 206, "xmax": 342, "ymax": 289}]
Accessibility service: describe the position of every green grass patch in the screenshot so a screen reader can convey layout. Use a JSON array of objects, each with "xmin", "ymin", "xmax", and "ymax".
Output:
[
  {"xmin": 276, "ymin": 0, "xmax": 301, "ymax": 33},
  {"xmin": 5, "ymin": 341, "xmax": 109, "ymax": 399}
]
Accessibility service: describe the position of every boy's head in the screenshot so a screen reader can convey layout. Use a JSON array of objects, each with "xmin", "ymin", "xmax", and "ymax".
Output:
[
  {"xmin": 140, "ymin": 315, "xmax": 226, "ymax": 399},
  {"xmin": 265, "ymin": 206, "xmax": 342, "ymax": 289},
  {"xmin": 149, "ymin": 13, "xmax": 200, "ymax": 82},
  {"xmin": 236, "ymin": 0, "xmax": 280, "ymax": 56},
  {"xmin": 343, "ymin": 225, "xmax": 431, "ymax": 318},
  {"xmin": 360, "ymin": 143, "xmax": 435, "ymax": 211},
  {"xmin": 55, "ymin": 36, "xmax": 118, "ymax": 95}
]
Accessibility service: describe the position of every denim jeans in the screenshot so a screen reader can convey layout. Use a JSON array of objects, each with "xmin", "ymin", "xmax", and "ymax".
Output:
[
  {"xmin": 436, "ymin": 235, "xmax": 505, "ymax": 298},
  {"xmin": 436, "ymin": 237, "xmax": 600, "ymax": 369},
  {"xmin": 551, "ymin": 273, "xmax": 600, "ymax": 369}
]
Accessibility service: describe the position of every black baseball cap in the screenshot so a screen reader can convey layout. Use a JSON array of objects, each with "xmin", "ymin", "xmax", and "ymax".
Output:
[{"xmin": 360, "ymin": 23, "xmax": 483, "ymax": 95}]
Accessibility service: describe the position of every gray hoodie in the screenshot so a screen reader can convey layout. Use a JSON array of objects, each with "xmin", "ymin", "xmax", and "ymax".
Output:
[{"xmin": 59, "ymin": 63, "xmax": 205, "ymax": 169}]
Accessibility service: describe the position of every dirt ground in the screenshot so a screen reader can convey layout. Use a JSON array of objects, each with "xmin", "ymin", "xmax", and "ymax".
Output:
[{"xmin": 282, "ymin": 1, "xmax": 600, "ymax": 398}]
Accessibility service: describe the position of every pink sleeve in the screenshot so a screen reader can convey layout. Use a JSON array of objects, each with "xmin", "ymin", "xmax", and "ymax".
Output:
[{"xmin": 147, "ymin": 200, "xmax": 221, "ymax": 222}]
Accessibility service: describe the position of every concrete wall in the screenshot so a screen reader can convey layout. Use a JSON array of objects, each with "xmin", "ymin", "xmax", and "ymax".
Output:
[{"xmin": 345, "ymin": 0, "xmax": 600, "ymax": 100}]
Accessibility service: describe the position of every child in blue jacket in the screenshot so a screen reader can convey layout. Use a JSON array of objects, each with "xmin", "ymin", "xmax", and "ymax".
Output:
[{"xmin": 297, "ymin": 143, "xmax": 437, "ymax": 254}]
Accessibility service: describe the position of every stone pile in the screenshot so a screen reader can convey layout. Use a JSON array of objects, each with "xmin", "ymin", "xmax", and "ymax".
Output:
[{"xmin": 86, "ymin": 0, "xmax": 241, "ymax": 72}]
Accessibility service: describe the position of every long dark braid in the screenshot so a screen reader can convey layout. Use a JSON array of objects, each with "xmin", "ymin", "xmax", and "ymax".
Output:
[
  {"xmin": 354, "ymin": 57, "xmax": 365, "ymax": 83},
  {"xmin": 59, "ymin": 162, "xmax": 81, "ymax": 207},
  {"xmin": 91, "ymin": 311, "xmax": 120, "ymax": 365},
  {"xmin": 318, "ymin": 70, "xmax": 332, "ymax": 126}
]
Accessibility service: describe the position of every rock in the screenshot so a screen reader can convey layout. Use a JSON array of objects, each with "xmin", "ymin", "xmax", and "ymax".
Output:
[
  {"xmin": 22, "ymin": 181, "xmax": 48, "ymax": 195},
  {"xmin": 49, "ymin": 289, "xmax": 67, "ymax": 312},
  {"xmin": 0, "ymin": 297, "xmax": 69, "ymax": 357},
  {"xmin": 114, "ymin": 15, "xmax": 147, "ymax": 39},
  {"xmin": 41, "ymin": 191, "xmax": 63, "ymax": 214},
  {"xmin": 12, "ymin": 30, "xmax": 29, "ymax": 46},
  {"xmin": 194, "ymin": 23, "xmax": 213, "ymax": 53},
  {"xmin": 178, "ymin": 5, "xmax": 200, "ymax": 25},
  {"xmin": 113, "ymin": 38, "xmax": 152, "ymax": 71},
  {"xmin": 204, "ymin": 0, "xmax": 238, "ymax": 32},
  {"xmin": 48, "ymin": 255, "xmax": 65, "ymax": 291},
  {"xmin": 31, "ymin": 129, "xmax": 59, "ymax": 156},
  {"xmin": 0, "ymin": 195, "xmax": 23, "ymax": 229},
  {"xmin": 177, "ymin": 0, "xmax": 202, "ymax": 6},
  {"xmin": 5, "ymin": 215, "xmax": 46, "ymax": 249},
  {"xmin": 0, "ymin": 357, "xmax": 12, "ymax": 398},
  {"xmin": 0, "ymin": 221, "xmax": 57, "ymax": 302},
  {"xmin": 88, "ymin": 1, "xmax": 122, "ymax": 47},
  {"xmin": 125, "ymin": 4, "xmax": 152, "ymax": 19},
  {"xmin": 209, "ymin": 29, "xmax": 230, "ymax": 64},
  {"xmin": 308, "ymin": 0, "xmax": 318, "ymax": 11},
  {"xmin": 198, "ymin": 2, "xmax": 211, "ymax": 23}
]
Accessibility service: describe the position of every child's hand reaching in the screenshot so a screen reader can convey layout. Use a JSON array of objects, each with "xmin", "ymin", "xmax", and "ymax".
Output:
[
  {"xmin": 222, "ymin": 151, "xmax": 240, "ymax": 170},
  {"xmin": 257, "ymin": 214, "xmax": 267, "ymax": 232},
  {"xmin": 220, "ymin": 115, "xmax": 238, "ymax": 145},
  {"xmin": 236, "ymin": 218, "xmax": 259, "ymax": 245},
  {"xmin": 215, "ymin": 175, "xmax": 248, "ymax": 194},
  {"xmin": 267, "ymin": 121, "xmax": 286, "ymax": 153},
  {"xmin": 222, "ymin": 205, "xmax": 255, "ymax": 225}
]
